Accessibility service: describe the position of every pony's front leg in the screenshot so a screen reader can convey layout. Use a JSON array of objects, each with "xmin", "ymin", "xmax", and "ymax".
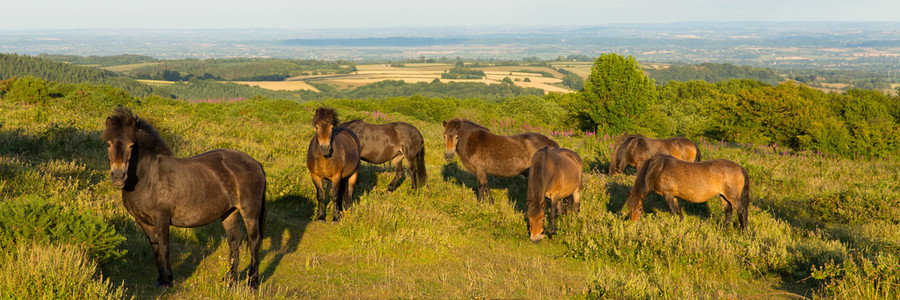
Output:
[
  {"xmin": 663, "ymin": 194, "xmax": 684, "ymax": 220},
  {"xmin": 330, "ymin": 175, "xmax": 343, "ymax": 222},
  {"xmin": 137, "ymin": 220, "xmax": 173, "ymax": 288},
  {"xmin": 548, "ymin": 197, "xmax": 560, "ymax": 237},
  {"xmin": 475, "ymin": 170, "xmax": 494, "ymax": 203},
  {"xmin": 311, "ymin": 174, "xmax": 327, "ymax": 222}
]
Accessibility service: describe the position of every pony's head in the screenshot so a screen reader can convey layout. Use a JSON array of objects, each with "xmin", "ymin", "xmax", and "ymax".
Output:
[
  {"xmin": 528, "ymin": 213, "xmax": 546, "ymax": 242},
  {"xmin": 312, "ymin": 107, "xmax": 340, "ymax": 155},
  {"xmin": 441, "ymin": 119, "xmax": 462, "ymax": 161},
  {"xmin": 101, "ymin": 107, "xmax": 171, "ymax": 188}
]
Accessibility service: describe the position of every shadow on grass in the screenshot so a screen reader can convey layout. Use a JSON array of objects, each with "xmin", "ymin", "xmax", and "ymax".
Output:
[
  {"xmin": 259, "ymin": 193, "xmax": 314, "ymax": 284},
  {"xmin": 440, "ymin": 161, "xmax": 529, "ymax": 211},
  {"xmin": 604, "ymin": 179, "xmax": 710, "ymax": 220}
]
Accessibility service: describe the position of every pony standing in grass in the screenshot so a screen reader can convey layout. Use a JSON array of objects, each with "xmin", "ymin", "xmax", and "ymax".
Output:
[
  {"xmin": 102, "ymin": 107, "xmax": 266, "ymax": 288},
  {"xmin": 339, "ymin": 119, "xmax": 426, "ymax": 191},
  {"xmin": 527, "ymin": 147, "xmax": 583, "ymax": 242},
  {"xmin": 307, "ymin": 107, "xmax": 360, "ymax": 222},
  {"xmin": 442, "ymin": 118, "xmax": 558, "ymax": 203},
  {"xmin": 626, "ymin": 154, "xmax": 750, "ymax": 231},
  {"xmin": 609, "ymin": 134, "xmax": 700, "ymax": 175}
]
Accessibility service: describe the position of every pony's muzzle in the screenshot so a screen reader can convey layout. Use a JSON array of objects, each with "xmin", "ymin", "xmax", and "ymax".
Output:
[
  {"xmin": 110, "ymin": 168, "xmax": 127, "ymax": 188},
  {"xmin": 529, "ymin": 233, "xmax": 546, "ymax": 242},
  {"xmin": 319, "ymin": 144, "xmax": 332, "ymax": 156},
  {"xmin": 444, "ymin": 150, "xmax": 454, "ymax": 162}
]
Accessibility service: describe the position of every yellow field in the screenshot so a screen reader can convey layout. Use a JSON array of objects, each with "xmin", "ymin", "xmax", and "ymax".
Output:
[
  {"xmin": 550, "ymin": 62, "xmax": 593, "ymax": 77},
  {"xmin": 103, "ymin": 62, "xmax": 162, "ymax": 73},
  {"xmin": 230, "ymin": 81, "xmax": 320, "ymax": 92}
]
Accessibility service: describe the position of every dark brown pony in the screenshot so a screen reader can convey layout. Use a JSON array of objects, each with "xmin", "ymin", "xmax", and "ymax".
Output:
[
  {"xmin": 102, "ymin": 107, "xmax": 266, "ymax": 288},
  {"xmin": 626, "ymin": 154, "xmax": 750, "ymax": 230},
  {"xmin": 527, "ymin": 147, "xmax": 583, "ymax": 242},
  {"xmin": 338, "ymin": 119, "xmax": 426, "ymax": 191},
  {"xmin": 442, "ymin": 118, "xmax": 559, "ymax": 203},
  {"xmin": 307, "ymin": 107, "xmax": 360, "ymax": 222},
  {"xmin": 609, "ymin": 134, "xmax": 701, "ymax": 175}
]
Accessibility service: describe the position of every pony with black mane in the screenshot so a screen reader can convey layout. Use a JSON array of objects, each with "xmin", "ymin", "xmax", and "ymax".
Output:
[
  {"xmin": 307, "ymin": 107, "xmax": 360, "ymax": 222},
  {"xmin": 338, "ymin": 119, "xmax": 426, "ymax": 191},
  {"xmin": 609, "ymin": 133, "xmax": 700, "ymax": 175},
  {"xmin": 102, "ymin": 107, "xmax": 266, "ymax": 288},
  {"xmin": 527, "ymin": 147, "xmax": 583, "ymax": 242},
  {"xmin": 442, "ymin": 118, "xmax": 559, "ymax": 203},
  {"xmin": 626, "ymin": 154, "xmax": 750, "ymax": 231}
]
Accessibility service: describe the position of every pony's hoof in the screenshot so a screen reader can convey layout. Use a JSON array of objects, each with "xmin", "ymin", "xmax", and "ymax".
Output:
[
  {"xmin": 154, "ymin": 281, "xmax": 172, "ymax": 289},
  {"xmin": 316, "ymin": 219, "xmax": 327, "ymax": 224}
]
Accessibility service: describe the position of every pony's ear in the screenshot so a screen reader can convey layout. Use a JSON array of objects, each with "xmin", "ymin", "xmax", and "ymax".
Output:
[
  {"xmin": 442, "ymin": 120, "xmax": 447, "ymax": 127},
  {"xmin": 105, "ymin": 116, "xmax": 113, "ymax": 126}
]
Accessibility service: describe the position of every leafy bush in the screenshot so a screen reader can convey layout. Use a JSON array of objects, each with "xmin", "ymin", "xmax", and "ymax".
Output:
[
  {"xmin": 0, "ymin": 199, "xmax": 126, "ymax": 262},
  {"xmin": 0, "ymin": 243, "xmax": 126, "ymax": 300}
]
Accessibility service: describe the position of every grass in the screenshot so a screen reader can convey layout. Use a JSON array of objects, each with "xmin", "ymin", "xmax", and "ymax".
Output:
[{"xmin": 1, "ymin": 93, "xmax": 899, "ymax": 298}]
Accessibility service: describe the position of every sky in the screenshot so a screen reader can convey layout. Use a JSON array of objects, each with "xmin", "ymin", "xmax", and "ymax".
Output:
[{"xmin": 3, "ymin": 0, "xmax": 900, "ymax": 30}]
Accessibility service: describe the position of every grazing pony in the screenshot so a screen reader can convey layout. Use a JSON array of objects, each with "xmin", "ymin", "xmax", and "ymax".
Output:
[
  {"xmin": 338, "ymin": 119, "xmax": 426, "ymax": 191},
  {"xmin": 307, "ymin": 107, "xmax": 360, "ymax": 222},
  {"xmin": 442, "ymin": 118, "xmax": 559, "ymax": 203},
  {"xmin": 527, "ymin": 147, "xmax": 583, "ymax": 242},
  {"xmin": 609, "ymin": 134, "xmax": 700, "ymax": 175},
  {"xmin": 626, "ymin": 154, "xmax": 750, "ymax": 231},
  {"xmin": 102, "ymin": 107, "xmax": 266, "ymax": 288}
]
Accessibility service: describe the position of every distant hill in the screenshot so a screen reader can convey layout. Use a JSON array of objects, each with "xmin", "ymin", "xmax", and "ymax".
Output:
[
  {"xmin": 647, "ymin": 63, "xmax": 783, "ymax": 85},
  {"xmin": 0, "ymin": 53, "xmax": 157, "ymax": 97}
]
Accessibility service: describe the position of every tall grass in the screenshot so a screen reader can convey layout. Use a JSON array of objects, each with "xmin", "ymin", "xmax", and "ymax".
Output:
[
  {"xmin": 0, "ymin": 243, "xmax": 127, "ymax": 300},
  {"xmin": 2, "ymin": 87, "xmax": 899, "ymax": 298}
]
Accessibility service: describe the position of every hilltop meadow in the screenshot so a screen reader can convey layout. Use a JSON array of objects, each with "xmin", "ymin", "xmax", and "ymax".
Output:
[{"xmin": 1, "ymin": 56, "xmax": 900, "ymax": 299}]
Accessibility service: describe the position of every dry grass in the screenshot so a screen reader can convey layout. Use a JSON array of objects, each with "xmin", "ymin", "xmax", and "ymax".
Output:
[{"xmin": 136, "ymin": 79, "xmax": 175, "ymax": 86}]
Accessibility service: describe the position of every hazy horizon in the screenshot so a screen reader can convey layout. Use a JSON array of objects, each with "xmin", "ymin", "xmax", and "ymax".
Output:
[{"xmin": 5, "ymin": 0, "xmax": 900, "ymax": 30}]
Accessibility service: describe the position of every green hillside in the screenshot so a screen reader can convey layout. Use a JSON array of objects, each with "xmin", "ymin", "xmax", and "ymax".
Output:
[{"xmin": 1, "ymin": 77, "xmax": 898, "ymax": 298}]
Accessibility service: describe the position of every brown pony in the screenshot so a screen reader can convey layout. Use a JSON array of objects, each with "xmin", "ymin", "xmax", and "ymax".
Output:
[
  {"xmin": 442, "ymin": 118, "xmax": 559, "ymax": 203},
  {"xmin": 609, "ymin": 134, "xmax": 701, "ymax": 175},
  {"xmin": 527, "ymin": 147, "xmax": 583, "ymax": 242},
  {"xmin": 626, "ymin": 154, "xmax": 750, "ymax": 230},
  {"xmin": 307, "ymin": 107, "xmax": 360, "ymax": 222},
  {"xmin": 338, "ymin": 119, "xmax": 426, "ymax": 191},
  {"xmin": 102, "ymin": 107, "xmax": 266, "ymax": 288}
]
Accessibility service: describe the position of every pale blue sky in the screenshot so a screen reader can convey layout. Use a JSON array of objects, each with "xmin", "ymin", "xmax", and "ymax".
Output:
[{"xmin": 3, "ymin": 0, "xmax": 899, "ymax": 30}]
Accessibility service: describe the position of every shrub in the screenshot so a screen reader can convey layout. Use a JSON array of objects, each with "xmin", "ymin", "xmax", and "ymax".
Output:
[{"xmin": 0, "ymin": 199, "xmax": 126, "ymax": 262}]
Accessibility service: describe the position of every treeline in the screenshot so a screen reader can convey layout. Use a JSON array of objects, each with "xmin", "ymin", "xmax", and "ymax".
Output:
[
  {"xmin": 126, "ymin": 58, "xmax": 357, "ymax": 81},
  {"xmin": 38, "ymin": 54, "xmax": 158, "ymax": 67},
  {"xmin": 646, "ymin": 63, "xmax": 783, "ymax": 85},
  {"xmin": 0, "ymin": 53, "xmax": 158, "ymax": 98},
  {"xmin": 441, "ymin": 67, "xmax": 485, "ymax": 79}
]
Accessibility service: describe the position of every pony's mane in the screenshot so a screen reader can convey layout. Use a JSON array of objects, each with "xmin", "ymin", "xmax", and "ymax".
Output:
[
  {"xmin": 102, "ymin": 107, "xmax": 173, "ymax": 156},
  {"xmin": 446, "ymin": 118, "xmax": 488, "ymax": 131},
  {"xmin": 312, "ymin": 107, "xmax": 340, "ymax": 126}
]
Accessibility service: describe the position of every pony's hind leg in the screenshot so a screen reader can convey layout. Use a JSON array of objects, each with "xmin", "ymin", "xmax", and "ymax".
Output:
[
  {"xmin": 572, "ymin": 188, "xmax": 582, "ymax": 214},
  {"xmin": 344, "ymin": 171, "xmax": 358, "ymax": 209},
  {"xmin": 721, "ymin": 195, "xmax": 734, "ymax": 228},
  {"xmin": 240, "ymin": 207, "xmax": 263, "ymax": 288},
  {"xmin": 387, "ymin": 155, "xmax": 404, "ymax": 192},
  {"xmin": 222, "ymin": 211, "xmax": 243, "ymax": 284}
]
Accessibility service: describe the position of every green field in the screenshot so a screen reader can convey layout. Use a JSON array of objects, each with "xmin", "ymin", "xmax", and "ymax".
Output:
[{"xmin": 1, "ymin": 85, "xmax": 899, "ymax": 299}]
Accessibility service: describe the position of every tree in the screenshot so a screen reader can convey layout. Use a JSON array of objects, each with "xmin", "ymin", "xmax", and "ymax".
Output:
[
  {"xmin": 561, "ymin": 73, "xmax": 584, "ymax": 90},
  {"xmin": 571, "ymin": 53, "xmax": 661, "ymax": 134}
]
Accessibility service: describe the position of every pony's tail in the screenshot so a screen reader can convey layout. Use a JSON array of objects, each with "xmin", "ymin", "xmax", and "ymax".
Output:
[
  {"xmin": 527, "ymin": 147, "xmax": 549, "ymax": 220},
  {"xmin": 695, "ymin": 144, "xmax": 702, "ymax": 162},
  {"xmin": 609, "ymin": 133, "xmax": 628, "ymax": 174},
  {"xmin": 739, "ymin": 167, "xmax": 751, "ymax": 231},
  {"xmin": 414, "ymin": 147, "xmax": 427, "ymax": 187}
]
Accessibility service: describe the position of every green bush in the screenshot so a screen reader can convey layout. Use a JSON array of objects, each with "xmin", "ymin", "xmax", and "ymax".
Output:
[
  {"xmin": 0, "ymin": 199, "xmax": 126, "ymax": 262},
  {"xmin": 6, "ymin": 76, "xmax": 50, "ymax": 104}
]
